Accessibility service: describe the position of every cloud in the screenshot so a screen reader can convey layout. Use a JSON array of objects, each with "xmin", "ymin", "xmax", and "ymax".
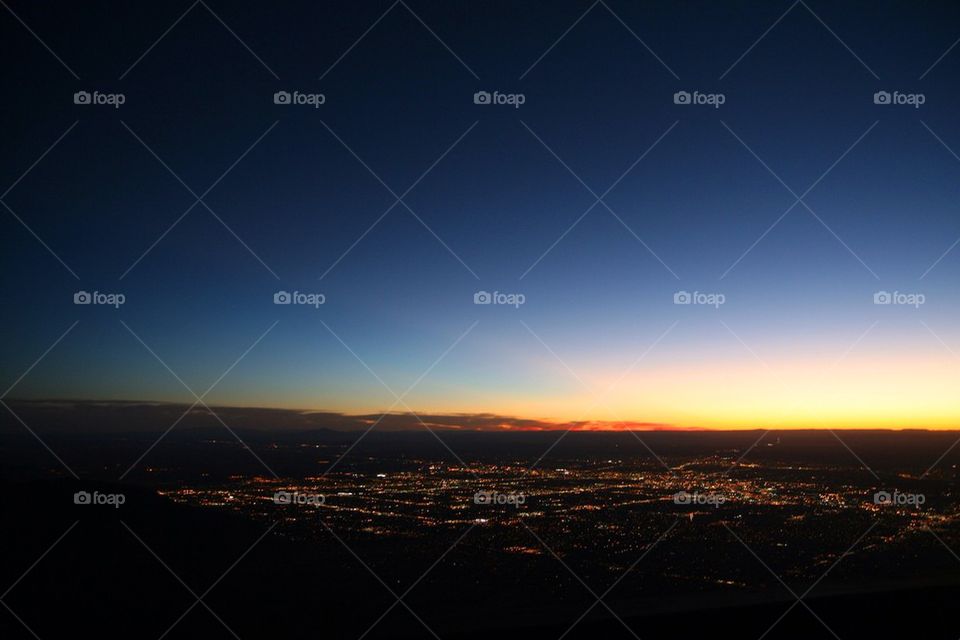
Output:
[{"xmin": 0, "ymin": 400, "xmax": 696, "ymax": 433}]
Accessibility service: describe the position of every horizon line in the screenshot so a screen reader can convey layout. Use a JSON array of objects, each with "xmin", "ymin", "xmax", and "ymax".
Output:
[{"xmin": 3, "ymin": 398, "xmax": 958, "ymax": 433}]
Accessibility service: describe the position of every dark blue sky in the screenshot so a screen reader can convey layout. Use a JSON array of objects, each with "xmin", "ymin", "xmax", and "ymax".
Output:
[{"xmin": 2, "ymin": 1, "xmax": 959, "ymax": 427}]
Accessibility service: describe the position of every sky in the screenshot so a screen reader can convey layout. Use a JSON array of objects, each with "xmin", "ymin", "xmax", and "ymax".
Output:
[{"xmin": 2, "ymin": 1, "xmax": 959, "ymax": 430}]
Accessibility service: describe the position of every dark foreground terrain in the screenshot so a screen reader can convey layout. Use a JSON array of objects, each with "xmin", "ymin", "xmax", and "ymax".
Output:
[{"xmin": 2, "ymin": 423, "xmax": 960, "ymax": 639}]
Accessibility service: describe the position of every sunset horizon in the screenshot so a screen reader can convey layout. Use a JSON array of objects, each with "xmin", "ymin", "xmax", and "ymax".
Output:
[
  {"xmin": 6, "ymin": 397, "xmax": 960, "ymax": 432},
  {"xmin": 3, "ymin": 2, "xmax": 960, "ymax": 639}
]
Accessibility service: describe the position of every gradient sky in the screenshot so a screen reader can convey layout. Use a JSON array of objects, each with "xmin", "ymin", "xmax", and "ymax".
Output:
[{"xmin": 2, "ymin": 1, "xmax": 959, "ymax": 429}]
